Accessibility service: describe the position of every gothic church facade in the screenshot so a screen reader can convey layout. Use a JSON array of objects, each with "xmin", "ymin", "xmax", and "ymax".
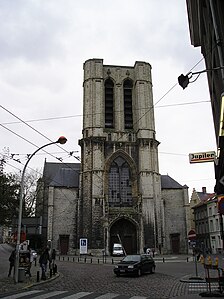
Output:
[{"xmin": 37, "ymin": 59, "xmax": 190, "ymax": 255}]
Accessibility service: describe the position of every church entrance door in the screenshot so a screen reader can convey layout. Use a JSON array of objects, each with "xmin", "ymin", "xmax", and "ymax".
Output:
[
  {"xmin": 170, "ymin": 233, "xmax": 180, "ymax": 254},
  {"xmin": 110, "ymin": 218, "xmax": 137, "ymax": 255}
]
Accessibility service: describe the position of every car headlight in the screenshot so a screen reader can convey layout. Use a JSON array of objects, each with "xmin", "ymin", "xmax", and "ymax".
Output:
[
  {"xmin": 128, "ymin": 265, "xmax": 134, "ymax": 269},
  {"xmin": 114, "ymin": 265, "xmax": 118, "ymax": 268}
]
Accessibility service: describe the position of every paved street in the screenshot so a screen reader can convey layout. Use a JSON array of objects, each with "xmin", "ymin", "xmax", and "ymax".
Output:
[{"xmin": 1, "ymin": 244, "xmax": 223, "ymax": 298}]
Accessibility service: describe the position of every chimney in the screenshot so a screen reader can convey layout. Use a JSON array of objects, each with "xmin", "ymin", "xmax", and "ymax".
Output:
[{"xmin": 202, "ymin": 187, "xmax": 207, "ymax": 194}]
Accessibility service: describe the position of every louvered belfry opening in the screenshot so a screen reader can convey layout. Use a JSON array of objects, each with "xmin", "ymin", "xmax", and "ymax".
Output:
[
  {"xmin": 123, "ymin": 79, "xmax": 133, "ymax": 129},
  {"xmin": 105, "ymin": 78, "xmax": 114, "ymax": 128}
]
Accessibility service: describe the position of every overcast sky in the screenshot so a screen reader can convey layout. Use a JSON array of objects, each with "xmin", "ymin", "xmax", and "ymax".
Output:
[{"xmin": 0, "ymin": 0, "xmax": 217, "ymax": 196}]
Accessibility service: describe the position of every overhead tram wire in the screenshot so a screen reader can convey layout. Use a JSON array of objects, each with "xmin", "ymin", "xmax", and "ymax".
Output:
[
  {"xmin": 1, "ymin": 100, "xmax": 210, "ymax": 126},
  {"xmin": 0, "ymin": 118, "xmax": 101, "ymax": 192},
  {"xmin": 114, "ymin": 49, "xmax": 213, "ymax": 143},
  {"xmin": 0, "ymin": 50, "xmax": 214, "ymax": 194},
  {"xmin": 0, "ymin": 105, "xmax": 80, "ymax": 162}
]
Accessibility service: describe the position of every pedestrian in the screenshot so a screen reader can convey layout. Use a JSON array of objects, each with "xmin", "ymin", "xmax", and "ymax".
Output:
[
  {"xmin": 39, "ymin": 248, "xmax": 50, "ymax": 280},
  {"xmin": 8, "ymin": 248, "xmax": 16, "ymax": 277},
  {"xmin": 51, "ymin": 249, "xmax": 57, "ymax": 274},
  {"xmin": 143, "ymin": 246, "xmax": 147, "ymax": 254},
  {"xmin": 27, "ymin": 246, "xmax": 33, "ymax": 277}
]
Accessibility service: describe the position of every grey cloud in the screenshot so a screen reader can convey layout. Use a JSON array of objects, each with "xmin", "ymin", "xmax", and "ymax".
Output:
[{"xmin": 0, "ymin": 0, "xmax": 67, "ymax": 62}]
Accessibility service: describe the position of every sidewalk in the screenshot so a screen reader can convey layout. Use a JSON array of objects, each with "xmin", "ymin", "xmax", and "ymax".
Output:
[{"xmin": 0, "ymin": 260, "xmax": 59, "ymax": 294}]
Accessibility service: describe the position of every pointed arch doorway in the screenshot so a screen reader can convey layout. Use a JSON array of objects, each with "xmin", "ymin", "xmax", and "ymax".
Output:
[{"xmin": 110, "ymin": 218, "xmax": 137, "ymax": 255}]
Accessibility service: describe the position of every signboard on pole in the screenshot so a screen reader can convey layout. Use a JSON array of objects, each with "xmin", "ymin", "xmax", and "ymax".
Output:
[
  {"xmin": 80, "ymin": 238, "xmax": 88, "ymax": 254},
  {"xmin": 188, "ymin": 229, "xmax": 196, "ymax": 241},
  {"xmin": 189, "ymin": 151, "xmax": 216, "ymax": 164}
]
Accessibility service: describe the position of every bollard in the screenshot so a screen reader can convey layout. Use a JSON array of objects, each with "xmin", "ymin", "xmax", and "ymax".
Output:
[
  {"xmin": 187, "ymin": 257, "xmax": 188, "ymax": 262},
  {"xmin": 91, "ymin": 258, "xmax": 92, "ymax": 263},
  {"xmin": 59, "ymin": 256, "xmax": 60, "ymax": 261},
  {"xmin": 68, "ymin": 257, "xmax": 69, "ymax": 261},
  {"xmin": 37, "ymin": 271, "xmax": 40, "ymax": 282},
  {"xmin": 112, "ymin": 259, "xmax": 114, "ymax": 264},
  {"xmin": 163, "ymin": 257, "xmax": 165, "ymax": 263},
  {"xmin": 98, "ymin": 259, "xmax": 99, "ymax": 264},
  {"xmin": 73, "ymin": 257, "xmax": 74, "ymax": 262},
  {"xmin": 78, "ymin": 257, "xmax": 79, "ymax": 262},
  {"xmin": 84, "ymin": 257, "xmax": 86, "ymax": 263},
  {"xmin": 63, "ymin": 256, "xmax": 64, "ymax": 261}
]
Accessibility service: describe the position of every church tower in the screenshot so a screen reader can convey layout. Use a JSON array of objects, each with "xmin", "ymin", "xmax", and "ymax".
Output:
[{"xmin": 79, "ymin": 59, "xmax": 164, "ymax": 255}]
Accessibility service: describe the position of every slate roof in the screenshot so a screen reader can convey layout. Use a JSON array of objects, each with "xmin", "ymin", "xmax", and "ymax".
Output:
[
  {"xmin": 161, "ymin": 175, "xmax": 185, "ymax": 189},
  {"xmin": 42, "ymin": 162, "xmax": 184, "ymax": 190},
  {"xmin": 42, "ymin": 161, "xmax": 80, "ymax": 188},
  {"xmin": 196, "ymin": 191, "xmax": 215, "ymax": 202}
]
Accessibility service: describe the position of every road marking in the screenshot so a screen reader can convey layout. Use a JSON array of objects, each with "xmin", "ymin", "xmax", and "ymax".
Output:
[
  {"xmin": 34, "ymin": 290, "xmax": 68, "ymax": 298},
  {"xmin": 0, "ymin": 291, "xmax": 150, "ymax": 299},
  {"xmin": 130, "ymin": 297, "xmax": 148, "ymax": 299},
  {"xmin": 94, "ymin": 294, "xmax": 121, "ymax": 299},
  {"xmin": 62, "ymin": 292, "xmax": 93, "ymax": 299},
  {"xmin": 0, "ymin": 290, "xmax": 43, "ymax": 299},
  {"xmin": 189, "ymin": 282, "xmax": 219, "ymax": 293}
]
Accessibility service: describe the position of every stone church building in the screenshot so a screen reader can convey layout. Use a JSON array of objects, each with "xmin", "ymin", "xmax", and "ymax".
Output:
[{"xmin": 36, "ymin": 59, "xmax": 190, "ymax": 255}]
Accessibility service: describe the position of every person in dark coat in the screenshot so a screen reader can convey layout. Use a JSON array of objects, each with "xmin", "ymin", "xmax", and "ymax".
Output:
[
  {"xmin": 39, "ymin": 248, "xmax": 50, "ymax": 280},
  {"xmin": 51, "ymin": 249, "xmax": 57, "ymax": 274},
  {"xmin": 8, "ymin": 249, "xmax": 16, "ymax": 277}
]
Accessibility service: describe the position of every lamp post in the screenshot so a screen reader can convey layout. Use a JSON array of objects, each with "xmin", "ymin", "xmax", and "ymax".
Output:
[{"xmin": 14, "ymin": 136, "xmax": 67, "ymax": 283}]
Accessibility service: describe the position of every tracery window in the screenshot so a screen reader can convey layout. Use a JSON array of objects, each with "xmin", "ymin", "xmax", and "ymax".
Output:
[
  {"xmin": 108, "ymin": 156, "xmax": 132, "ymax": 207},
  {"xmin": 105, "ymin": 78, "xmax": 114, "ymax": 128},
  {"xmin": 123, "ymin": 79, "xmax": 133, "ymax": 129}
]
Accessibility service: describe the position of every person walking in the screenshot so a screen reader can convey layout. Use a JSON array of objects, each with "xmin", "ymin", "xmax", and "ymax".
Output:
[
  {"xmin": 39, "ymin": 248, "xmax": 50, "ymax": 280},
  {"xmin": 8, "ymin": 248, "xmax": 16, "ymax": 277},
  {"xmin": 27, "ymin": 246, "xmax": 33, "ymax": 277},
  {"xmin": 51, "ymin": 249, "xmax": 57, "ymax": 274}
]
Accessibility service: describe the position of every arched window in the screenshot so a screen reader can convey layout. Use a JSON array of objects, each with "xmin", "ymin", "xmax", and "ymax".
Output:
[
  {"xmin": 108, "ymin": 156, "xmax": 132, "ymax": 207},
  {"xmin": 105, "ymin": 79, "xmax": 114, "ymax": 128},
  {"xmin": 123, "ymin": 79, "xmax": 133, "ymax": 129}
]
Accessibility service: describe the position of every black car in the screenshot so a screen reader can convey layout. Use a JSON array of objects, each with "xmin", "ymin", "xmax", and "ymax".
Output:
[{"xmin": 113, "ymin": 254, "xmax": 156, "ymax": 277}]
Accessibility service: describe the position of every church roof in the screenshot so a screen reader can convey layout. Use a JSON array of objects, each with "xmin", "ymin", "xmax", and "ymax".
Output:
[
  {"xmin": 161, "ymin": 175, "xmax": 184, "ymax": 189},
  {"xmin": 42, "ymin": 162, "xmax": 185, "ymax": 190},
  {"xmin": 42, "ymin": 161, "xmax": 80, "ymax": 188}
]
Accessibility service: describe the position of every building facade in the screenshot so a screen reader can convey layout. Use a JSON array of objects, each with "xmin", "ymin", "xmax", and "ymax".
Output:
[
  {"xmin": 36, "ymin": 59, "xmax": 190, "ymax": 255},
  {"xmin": 186, "ymin": 0, "xmax": 224, "ymax": 194}
]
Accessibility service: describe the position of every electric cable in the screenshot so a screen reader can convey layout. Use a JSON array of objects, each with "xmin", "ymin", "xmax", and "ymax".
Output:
[{"xmin": 1, "ymin": 100, "xmax": 210, "ymax": 125}]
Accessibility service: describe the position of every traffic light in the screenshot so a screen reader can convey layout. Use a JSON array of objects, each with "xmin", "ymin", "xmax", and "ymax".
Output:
[{"xmin": 178, "ymin": 74, "xmax": 189, "ymax": 89}]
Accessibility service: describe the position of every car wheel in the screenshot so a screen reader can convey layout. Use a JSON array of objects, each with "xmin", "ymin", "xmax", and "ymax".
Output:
[
  {"xmin": 137, "ymin": 269, "xmax": 142, "ymax": 277},
  {"xmin": 150, "ymin": 266, "xmax": 155, "ymax": 274}
]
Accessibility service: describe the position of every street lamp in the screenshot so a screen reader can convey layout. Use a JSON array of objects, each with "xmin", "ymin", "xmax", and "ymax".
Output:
[
  {"xmin": 178, "ymin": 66, "xmax": 224, "ymax": 89},
  {"xmin": 14, "ymin": 136, "xmax": 67, "ymax": 283}
]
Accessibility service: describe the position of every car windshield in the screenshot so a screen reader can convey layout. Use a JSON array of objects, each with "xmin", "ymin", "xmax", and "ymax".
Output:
[{"xmin": 122, "ymin": 255, "xmax": 140, "ymax": 262}]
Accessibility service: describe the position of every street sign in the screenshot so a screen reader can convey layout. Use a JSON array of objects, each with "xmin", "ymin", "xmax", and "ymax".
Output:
[
  {"xmin": 80, "ymin": 238, "xmax": 88, "ymax": 254},
  {"xmin": 188, "ymin": 229, "xmax": 196, "ymax": 241}
]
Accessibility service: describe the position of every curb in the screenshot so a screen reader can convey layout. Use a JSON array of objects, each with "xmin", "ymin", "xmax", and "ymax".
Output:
[{"xmin": 22, "ymin": 272, "xmax": 60, "ymax": 289}]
